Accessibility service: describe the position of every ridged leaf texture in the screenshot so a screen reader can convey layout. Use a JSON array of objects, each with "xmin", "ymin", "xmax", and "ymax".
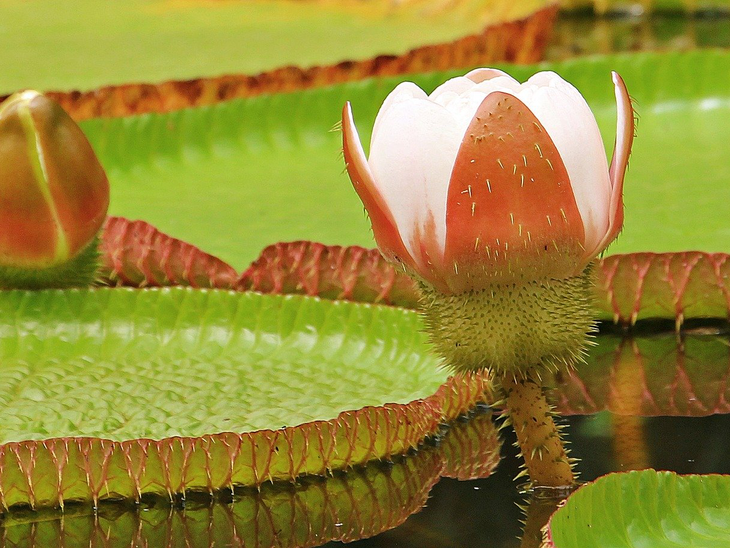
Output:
[
  {"xmin": 94, "ymin": 226, "xmax": 730, "ymax": 419},
  {"xmin": 0, "ymin": 289, "xmax": 448, "ymax": 441},
  {"xmin": 0, "ymin": 288, "xmax": 493, "ymax": 509}
]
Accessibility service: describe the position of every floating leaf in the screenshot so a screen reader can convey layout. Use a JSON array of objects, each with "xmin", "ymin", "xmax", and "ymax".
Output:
[
  {"xmin": 239, "ymin": 241, "xmax": 730, "ymax": 326},
  {"xmin": 93, "ymin": 228, "xmax": 730, "ymax": 419},
  {"xmin": 0, "ymin": 288, "xmax": 489, "ymax": 510},
  {"xmin": 0, "ymin": 448, "xmax": 444, "ymax": 547},
  {"xmin": 543, "ymin": 470, "xmax": 730, "ymax": 548},
  {"xmin": 99, "ymin": 216, "xmax": 237, "ymax": 289},
  {"xmin": 0, "ymin": 405, "xmax": 504, "ymax": 544},
  {"xmin": 26, "ymin": 7, "xmax": 555, "ymax": 120},
  {"xmin": 0, "ymin": 254, "xmax": 727, "ymax": 513},
  {"xmin": 2, "ymin": 284, "xmax": 723, "ymax": 512},
  {"xmin": 0, "ymin": 0, "xmax": 551, "ymax": 110}
]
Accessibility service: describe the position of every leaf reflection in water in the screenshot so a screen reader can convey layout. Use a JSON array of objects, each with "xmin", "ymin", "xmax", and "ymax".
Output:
[
  {"xmin": 0, "ymin": 450, "xmax": 442, "ymax": 547},
  {"xmin": 549, "ymin": 328, "xmax": 730, "ymax": 417},
  {"xmin": 0, "ymin": 412, "xmax": 502, "ymax": 547}
]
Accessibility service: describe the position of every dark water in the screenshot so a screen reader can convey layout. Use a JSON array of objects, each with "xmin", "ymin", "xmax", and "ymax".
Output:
[{"xmin": 331, "ymin": 413, "xmax": 730, "ymax": 548}]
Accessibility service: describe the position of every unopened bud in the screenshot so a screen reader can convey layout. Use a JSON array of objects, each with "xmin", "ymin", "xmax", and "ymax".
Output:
[{"xmin": 0, "ymin": 90, "xmax": 109, "ymax": 288}]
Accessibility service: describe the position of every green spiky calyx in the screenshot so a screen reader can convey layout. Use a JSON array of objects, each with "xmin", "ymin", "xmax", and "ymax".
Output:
[
  {"xmin": 0, "ymin": 235, "xmax": 100, "ymax": 289},
  {"xmin": 418, "ymin": 265, "xmax": 595, "ymax": 376}
]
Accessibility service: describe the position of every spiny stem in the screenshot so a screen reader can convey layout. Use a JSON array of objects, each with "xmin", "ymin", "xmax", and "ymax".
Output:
[{"xmin": 500, "ymin": 372, "xmax": 574, "ymax": 488}]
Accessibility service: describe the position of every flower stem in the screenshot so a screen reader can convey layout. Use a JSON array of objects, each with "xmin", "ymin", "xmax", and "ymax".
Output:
[{"xmin": 500, "ymin": 372, "xmax": 574, "ymax": 488}]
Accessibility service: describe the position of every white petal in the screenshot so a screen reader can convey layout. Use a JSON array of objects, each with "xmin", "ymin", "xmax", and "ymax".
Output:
[
  {"xmin": 517, "ymin": 83, "xmax": 611, "ymax": 253},
  {"xmin": 440, "ymin": 91, "xmax": 491, "ymax": 132},
  {"xmin": 368, "ymin": 98, "xmax": 464, "ymax": 263},
  {"xmin": 435, "ymin": 76, "xmax": 524, "ymax": 128},
  {"xmin": 435, "ymin": 85, "xmax": 520, "ymax": 136},
  {"xmin": 429, "ymin": 76, "xmax": 477, "ymax": 102},
  {"xmin": 464, "ymin": 67, "xmax": 514, "ymax": 84},
  {"xmin": 372, "ymin": 82, "xmax": 427, "ymax": 145},
  {"xmin": 526, "ymin": 71, "xmax": 590, "ymax": 108},
  {"xmin": 431, "ymin": 90, "xmax": 463, "ymax": 109},
  {"xmin": 471, "ymin": 75, "xmax": 523, "ymax": 95}
]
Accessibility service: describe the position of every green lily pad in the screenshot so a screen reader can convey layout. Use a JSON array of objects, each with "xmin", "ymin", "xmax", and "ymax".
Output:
[
  {"xmin": 0, "ymin": 288, "xmax": 487, "ymax": 509},
  {"xmin": 544, "ymin": 470, "xmax": 730, "ymax": 548},
  {"xmin": 0, "ymin": 288, "xmax": 449, "ymax": 441},
  {"xmin": 0, "ymin": 408, "xmax": 503, "ymax": 544},
  {"xmin": 94, "ymin": 224, "xmax": 730, "ymax": 419},
  {"xmin": 0, "ymin": 386, "xmax": 501, "ymax": 534},
  {"xmin": 75, "ymin": 50, "xmax": 730, "ymax": 271},
  {"xmin": 0, "ymin": 0, "xmax": 545, "ymax": 95}
]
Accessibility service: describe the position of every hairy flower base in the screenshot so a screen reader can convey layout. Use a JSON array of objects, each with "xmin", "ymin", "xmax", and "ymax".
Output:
[
  {"xmin": 0, "ymin": 235, "xmax": 100, "ymax": 290},
  {"xmin": 418, "ymin": 266, "xmax": 595, "ymax": 376}
]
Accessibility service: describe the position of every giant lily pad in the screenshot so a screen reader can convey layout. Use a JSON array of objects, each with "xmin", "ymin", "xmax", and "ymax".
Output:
[
  {"xmin": 0, "ymin": 288, "xmax": 496, "ymax": 510},
  {"xmin": 544, "ymin": 470, "xmax": 730, "ymax": 547},
  {"xmin": 93, "ymin": 223, "xmax": 730, "ymax": 420},
  {"xmin": 0, "ymin": 0, "xmax": 551, "ymax": 97},
  {"xmin": 72, "ymin": 51, "xmax": 730, "ymax": 270},
  {"xmin": 0, "ymin": 409, "xmax": 502, "ymax": 545},
  {"xmin": 1, "ymin": 286, "xmax": 725, "ymax": 510}
]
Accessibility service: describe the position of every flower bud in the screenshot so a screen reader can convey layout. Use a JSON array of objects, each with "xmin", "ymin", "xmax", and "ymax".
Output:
[
  {"xmin": 0, "ymin": 90, "xmax": 109, "ymax": 288},
  {"xmin": 342, "ymin": 69, "xmax": 635, "ymax": 376},
  {"xmin": 342, "ymin": 69, "xmax": 636, "ymax": 488},
  {"xmin": 342, "ymin": 69, "xmax": 634, "ymax": 295}
]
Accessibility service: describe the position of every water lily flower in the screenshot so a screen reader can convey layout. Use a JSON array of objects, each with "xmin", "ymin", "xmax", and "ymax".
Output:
[
  {"xmin": 0, "ymin": 90, "xmax": 109, "ymax": 287},
  {"xmin": 342, "ymin": 69, "xmax": 634, "ymax": 294},
  {"xmin": 341, "ymin": 69, "xmax": 635, "ymax": 488}
]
